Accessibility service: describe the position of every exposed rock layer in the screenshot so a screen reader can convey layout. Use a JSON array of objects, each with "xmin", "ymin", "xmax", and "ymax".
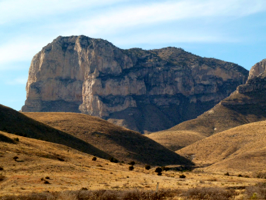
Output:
[
  {"xmin": 170, "ymin": 60, "xmax": 266, "ymax": 137},
  {"xmin": 22, "ymin": 35, "xmax": 248, "ymax": 133}
]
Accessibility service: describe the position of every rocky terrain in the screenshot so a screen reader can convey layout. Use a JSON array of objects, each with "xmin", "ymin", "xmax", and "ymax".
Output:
[
  {"xmin": 164, "ymin": 59, "xmax": 266, "ymax": 139},
  {"xmin": 22, "ymin": 35, "xmax": 248, "ymax": 133}
]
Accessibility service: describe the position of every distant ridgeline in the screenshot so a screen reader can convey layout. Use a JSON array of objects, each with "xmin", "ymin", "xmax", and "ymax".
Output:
[{"xmin": 22, "ymin": 35, "xmax": 248, "ymax": 133}]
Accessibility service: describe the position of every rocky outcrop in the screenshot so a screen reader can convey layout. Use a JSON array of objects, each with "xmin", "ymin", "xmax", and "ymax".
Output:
[
  {"xmin": 248, "ymin": 59, "xmax": 266, "ymax": 80},
  {"xmin": 170, "ymin": 63, "xmax": 266, "ymax": 137},
  {"xmin": 22, "ymin": 35, "xmax": 248, "ymax": 133}
]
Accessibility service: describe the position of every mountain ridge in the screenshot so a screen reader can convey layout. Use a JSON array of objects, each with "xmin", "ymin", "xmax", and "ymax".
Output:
[{"xmin": 22, "ymin": 35, "xmax": 248, "ymax": 133}]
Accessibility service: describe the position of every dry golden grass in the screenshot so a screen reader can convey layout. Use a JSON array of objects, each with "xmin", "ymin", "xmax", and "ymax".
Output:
[
  {"xmin": 0, "ymin": 104, "xmax": 110, "ymax": 159},
  {"xmin": 23, "ymin": 112, "xmax": 191, "ymax": 165},
  {"xmin": 169, "ymin": 83, "xmax": 266, "ymax": 138},
  {"xmin": 145, "ymin": 130, "xmax": 206, "ymax": 151},
  {"xmin": 177, "ymin": 120, "xmax": 266, "ymax": 174},
  {"xmin": 0, "ymin": 131, "xmax": 263, "ymax": 199}
]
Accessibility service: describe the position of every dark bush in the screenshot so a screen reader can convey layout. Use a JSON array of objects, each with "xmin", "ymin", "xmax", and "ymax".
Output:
[
  {"xmin": 0, "ymin": 175, "xmax": 5, "ymax": 181},
  {"xmin": 13, "ymin": 156, "xmax": 18, "ymax": 161},
  {"xmin": 45, "ymin": 176, "xmax": 50, "ymax": 179},
  {"xmin": 128, "ymin": 161, "xmax": 135, "ymax": 165},
  {"xmin": 110, "ymin": 157, "xmax": 119, "ymax": 163},
  {"xmin": 44, "ymin": 180, "xmax": 50, "ymax": 184},
  {"xmin": 92, "ymin": 156, "xmax": 97, "ymax": 161},
  {"xmin": 224, "ymin": 172, "xmax": 230, "ymax": 176},
  {"xmin": 155, "ymin": 167, "xmax": 162, "ymax": 173},
  {"xmin": 129, "ymin": 166, "xmax": 134, "ymax": 171},
  {"xmin": 179, "ymin": 174, "xmax": 186, "ymax": 178},
  {"xmin": 161, "ymin": 166, "xmax": 169, "ymax": 171},
  {"xmin": 0, "ymin": 166, "xmax": 3, "ymax": 171},
  {"xmin": 13, "ymin": 138, "xmax": 19, "ymax": 142},
  {"xmin": 157, "ymin": 172, "xmax": 162, "ymax": 176},
  {"xmin": 145, "ymin": 164, "xmax": 151, "ymax": 170}
]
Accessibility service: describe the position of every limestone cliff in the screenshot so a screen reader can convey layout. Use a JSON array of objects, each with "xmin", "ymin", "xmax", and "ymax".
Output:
[
  {"xmin": 248, "ymin": 59, "xmax": 266, "ymax": 80},
  {"xmin": 169, "ymin": 64, "xmax": 266, "ymax": 137},
  {"xmin": 22, "ymin": 35, "xmax": 248, "ymax": 133}
]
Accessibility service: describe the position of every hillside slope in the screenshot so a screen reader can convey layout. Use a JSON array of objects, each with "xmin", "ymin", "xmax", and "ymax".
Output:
[
  {"xmin": 169, "ymin": 70, "xmax": 266, "ymax": 137},
  {"xmin": 0, "ymin": 104, "xmax": 110, "ymax": 159},
  {"xmin": 24, "ymin": 112, "xmax": 192, "ymax": 165},
  {"xmin": 145, "ymin": 130, "xmax": 205, "ymax": 151},
  {"xmin": 176, "ymin": 120, "xmax": 266, "ymax": 173}
]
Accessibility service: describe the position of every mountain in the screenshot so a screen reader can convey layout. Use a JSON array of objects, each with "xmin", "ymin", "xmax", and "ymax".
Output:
[
  {"xmin": 22, "ymin": 35, "xmax": 248, "ymax": 133},
  {"xmin": 24, "ymin": 112, "xmax": 192, "ymax": 165},
  {"xmin": 0, "ymin": 104, "xmax": 110, "ymax": 159},
  {"xmin": 169, "ymin": 61, "xmax": 266, "ymax": 138},
  {"xmin": 176, "ymin": 120, "xmax": 266, "ymax": 174}
]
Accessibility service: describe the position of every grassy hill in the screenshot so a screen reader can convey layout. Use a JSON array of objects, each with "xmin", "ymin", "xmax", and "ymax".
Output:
[
  {"xmin": 145, "ymin": 130, "xmax": 205, "ymax": 151},
  {"xmin": 176, "ymin": 120, "xmax": 266, "ymax": 174},
  {"xmin": 0, "ymin": 104, "xmax": 110, "ymax": 159},
  {"xmin": 24, "ymin": 112, "xmax": 192, "ymax": 166}
]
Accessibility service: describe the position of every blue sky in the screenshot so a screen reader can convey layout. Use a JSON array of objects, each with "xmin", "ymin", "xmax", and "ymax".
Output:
[{"xmin": 1, "ymin": 0, "xmax": 266, "ymax": 111}]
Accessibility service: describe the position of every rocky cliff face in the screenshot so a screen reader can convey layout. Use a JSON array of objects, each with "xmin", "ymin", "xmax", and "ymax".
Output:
[
  {"xmin": 248, "ymin": 59, "xmax": 266, "ymax": 80},
  {"xmin": 169, "ymin": 59, "xmax": 266, "ymax": 137},
  {"xmin": 22, "ymin": 35, "xmax": 248, "ymax": 133}
]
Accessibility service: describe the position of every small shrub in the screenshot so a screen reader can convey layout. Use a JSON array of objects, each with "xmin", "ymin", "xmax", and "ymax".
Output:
[
  {"xmin": 45, "ymin": 176, "xmax": 50, "ymax": 179},
  {"xmin": 157, "ymin": 172, "xmax": 162, "ymax": 176},
  {"xmin": 57, "ymin": 157, "xmax": 64, "ymax": 161},
  {"xmin": 128, "ymin": 161, "xmax": 135, "ymax": 165},
  {"xmin": 0, "ymin": 175, "xmax": 5, "ymax": 181},
  {"xmin": 110, "ymin": 157, "xmax": 119, "ymax": 163},
  {"xmin": 92, "ymin": 156, "xmax": 97, "ymax": 161},
  {"xmin": 179, "ymin": 174, "xmax": 186, "ymax": 178},
  {"xmin": 155, "ymin": 167, "xmax": 162, "ymax": 173},
  {"xmin": 224, "ymin": 172, "xmax": 230, "ymax": 176},
  {"xmin": 161, "ymin": 166, "xmax": 169, "ymax": 171},
  {"xmin": 238, "ymin": 174, "xmax": 243, "ymax": 177},
  {"xmin": 129, "ymin": 166, "xmax": 134, "ymax": 171},
  {"xmin": 13, "ymin": 138, "xmax": 19, "ymax": 142},
  {"xmin": 13, "ymin": 156, "xmax": 18, "ymax": 161},
  {"xmin": 145, "ymin": 164, "xmax": 151, "ymax": 170},
  {"xmin": 44, "ymin": 180, "xmax": 50, "ymax": 184},
  {"xmin": 0, "ymin": 166, "xmax": 3, "ymax": 171}
]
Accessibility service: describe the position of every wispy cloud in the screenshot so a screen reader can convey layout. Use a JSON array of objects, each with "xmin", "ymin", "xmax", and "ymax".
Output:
[
  {"xmin": 0, "ymin": 0, "xmax": 128, "ymax": 24},
  {"xmin": 5, "ymin": 77, "xmax": 28, "ymax": 85},
  {"xmin": 72, "ymin": 0, "xmax": 266, "ymax": 36},
  {"xmin": 0, "ymin": 38, "xmax": 45, "ymax": 68},
  {"xmin": 1, "ymin": 0, "xmax": 266, "ymax": 70}
]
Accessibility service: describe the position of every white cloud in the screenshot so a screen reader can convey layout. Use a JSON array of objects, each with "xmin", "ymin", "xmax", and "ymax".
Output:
[
  {"xmin": 72, "ymin": 0, "xmax": 266, "ymax": 36},
  {"xmin": 0, "ymin": 0, "xmax": 128, "ymax": 24},
  {"xmin": 0, "ymin": 0, "xmax": 265, "ymax": 71}
]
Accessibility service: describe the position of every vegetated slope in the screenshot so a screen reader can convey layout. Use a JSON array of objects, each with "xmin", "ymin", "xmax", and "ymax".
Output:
[
  {"xmin": 24, "ymin": 112, "xmax": 192, "ymax": 166},
  {"xmin": 0, "ymin": 104, "xmax": 110, "ymax": 159},
  {"xmin": 145, "ymin": 130, "xmax": 205, "ymax": 151},
  {"xmin": 22, "ymin": 35, "xmax": 248, "ymax": 133},
  {"xmin": 177, "ymin": 120, "xmax": 266, "ymax": 174},
  {"xmin": 169, "ymin": 70, "xmax": 266, "ymax": 137}
]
